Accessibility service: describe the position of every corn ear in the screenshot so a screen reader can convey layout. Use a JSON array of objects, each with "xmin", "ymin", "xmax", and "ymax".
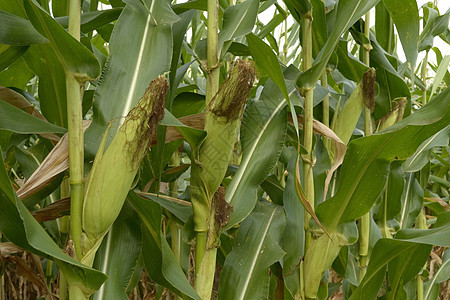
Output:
[
  {"xmin": 333, "ymin": 68, "xmax": 376, "ymax": 145},
  {"xmin": 81, "ymin": 76, "xmax": 168, "ymax": 264},
  {"xmin": 190, "ymin": 59, "xmax": 255, "ymax": 236},
  {"xmin": 376, "ymin": 97, "xmax": 407, "ymax": 132},
  {"xmin": 304, "ymin": 234, "xmax": 340, "ymax": 299}
]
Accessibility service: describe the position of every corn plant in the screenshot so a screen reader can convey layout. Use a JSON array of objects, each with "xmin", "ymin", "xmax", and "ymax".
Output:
[{"xmin": 0, "ymin": 0, "xmax": 449, "ymax": 299}]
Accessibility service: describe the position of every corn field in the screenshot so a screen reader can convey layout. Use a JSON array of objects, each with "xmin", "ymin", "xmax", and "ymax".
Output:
[{"xmin": 0, "ymin": 0, "xmax": 449, "ymax": 299}]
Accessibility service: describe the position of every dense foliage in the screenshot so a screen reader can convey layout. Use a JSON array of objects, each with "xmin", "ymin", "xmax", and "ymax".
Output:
[{"xmin": 0, "ymin": 0, "xmax": 449, "ymax": 299}]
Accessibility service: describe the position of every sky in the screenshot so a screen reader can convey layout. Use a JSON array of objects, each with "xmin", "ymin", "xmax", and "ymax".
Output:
[{"xmin": 258, "ymin": 0, "xmax": 449, "ymax": 74}]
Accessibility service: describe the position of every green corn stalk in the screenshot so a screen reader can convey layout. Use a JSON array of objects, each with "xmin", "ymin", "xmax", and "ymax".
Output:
[
  {"xmin": 81, "ymin": 76, "xmax": 168, "ymax": 266},
  {"xmin": 359, "ymin": 12, "xmax": 373, "ymax": 281},
  {"xmin": 191, "ymin": 59, "xmax": 255, "ymax": 299}
]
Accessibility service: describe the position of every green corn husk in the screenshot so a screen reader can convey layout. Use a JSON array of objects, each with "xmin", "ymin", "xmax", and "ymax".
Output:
[
  {"xmin": 304, "ymin": 234, "xmax": 341, "ymax": 299},
  {"xmin": 191, "ymin": 59, "xmax": 255, "ymax": 299},
  {"xmin": 81, "ymin": 76, "xmax": 168, "ymax": 265},
  {"xmin": 190, "ymin": 59, "xmax": 255, "ymax": 236},
  {"xmin": 332, "ymin": 68, "xmax": 376, "ymax": 145},
  {"xmin": 376, "ymin": 97, "xmax": 407, "ymax": 132}
]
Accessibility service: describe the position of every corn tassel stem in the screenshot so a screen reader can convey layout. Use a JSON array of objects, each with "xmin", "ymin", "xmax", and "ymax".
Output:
[
  {"xmin": 358, "ymin": 12, "xmax": 372, "ymax": 281},
  {"xmin": 67, "ymin": 0, "xmax": 83, "ymax": 260}
]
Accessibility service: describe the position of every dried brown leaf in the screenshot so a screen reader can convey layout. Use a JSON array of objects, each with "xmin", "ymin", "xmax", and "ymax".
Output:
[
  {"xmin": 31, "ymin": 197, "xmax": 70, "ymax": 222},
  {"xmin": 17, "ymin": 121, "xmax": 91, "ymax": 200}
]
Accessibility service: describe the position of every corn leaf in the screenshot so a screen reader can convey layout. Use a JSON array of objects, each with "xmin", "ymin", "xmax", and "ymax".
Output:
[
  {"xmin": 281, "ymin": 156, "xmax": 304, "ymax": 298},
  {"xmin": 218, "ymin": 0, "xmax": 259, "ymax": 56},
  {"xmin": 23, "ymin": 44, "xmax": 68, "ymax": 127},
  {"xmin": 92, "ymin": 202, "xmax": 142, "ymax": 300},
  {"xmin": 351, "ymin": 239, "xmax": 431, "ymax": 300},
  {"xmin": 0, "ymin": 10, "xmax": 47, "ymax": 45},
  {"xmin": 23, "ymin": 0, "xmax": 100, "ymax": 81},
  {"xmin": 296, "ymin": 0, "xmax": 380, "ymax": 89},
  {"xmin": 54, "ymin": 8, "xmax": 123, "ymax": 33},
  {"xmin": 225, "ymin": 79, "xmax": 288, "ymax": 230},
  {"xmin": 128, "ymin": 191, "xmax": 201, "ymax": 300},
  {"xmin": 396, "ymin": 211, "xmax": 450, "ymax": 246},
  {"xmin": 85, "ymin": 0, "xmax": 178, "ymax": 158},
  {"xmin": 315, "ymin": 86, "xmax": 450, "ymax": 232},
  {"xmin": 382, "ymin": 0, "xmax": 419, "ymax": 68},
  {"xmin": 0, "ymin": 100, "xmax": 66, "ymax": 134},
  {"xmin": 0, "ymin": 148, "xmax": 107, "ymax": 296},
  {"xmin": 218, "ymin": 201, "xmax": 286, "ymax": 300},
  {"xmin": 0, "ymin": 45, "xmax": 28, "ymax": 71}
]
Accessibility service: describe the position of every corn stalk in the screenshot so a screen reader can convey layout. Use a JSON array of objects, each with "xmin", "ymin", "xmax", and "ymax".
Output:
[
  {"xmin": 359, "ymin": 11, "xmax": 373, "ymax": 281},
  {"xmin": 66, "ymin": 0, "xmax": 84, "ymax": 261}
]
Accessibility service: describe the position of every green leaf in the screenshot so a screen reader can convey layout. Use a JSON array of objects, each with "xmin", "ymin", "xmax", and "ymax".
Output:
[
  {"xmin": 218, "ymin": 0, "xmax": 259, "ymax": 57},
  {"xmin": 137, "ymin": 192, "xmax": 192, "ymax": 223},
  {"xmin": 398, "ymin": 173, "xmax": 423, "ymax": 229},
  {"xmin": 396, "ymin": 211, "xmax": 450, "ymax": 247},
  {"xmin": 54, "ymin": 8, "xmax": 123, "ymax": 33},
  {"xmin": 0, "ymin": 45, "xmax": 29, "ymax": 71},
  {"xmin": 311, "ymin": 0, "xmax": 328, "ymax": 58},
  {"xmin": 85, "ymin": 0, "xmax": 178, "ymax": 159},
  {"xmin": 382, "ymin": 0, "xmax": 419, "ymax": 68},
  {"xmin": 315, "ymin": 86, "xmax": 450, "ymax": 232},
  {"xmin": 0, "ymin": 147, "xmax": 107, "ymax": 296},
  {"xmin": 375, "ymin": 1, "xmax": 395, "ymax": 53},
  {"xmin": 0, "ymin": 10, "xmax": 48, "ymax": 45},
  {"xmin": 403, "ymin": 126, "xmax": 450, "ymax": 172},
  {"xmin": 159, "ymin": 110, "xmax": 207, "ymax": 156},
  {"xmin": 418, "ymin": 7, "xmax": 450, "ymax": 51},
  {"xmin": 246, "ymin": 33, "xmax": 298, "ymax": 133},
  {"xmin": 0, "ymin": 57, "xmax": 35, "ymax": 89},
  {"xmin": 246, "ymin": 33, "xmax": 289, "ymax": 104},
  {"xmin": 385, "ymin": 161, "xmax": 404, "ymax": 220},
  {"xmin": 385, "ymin": 244, "xmax": 431, "ymax": 300},
  {"xmin": 225, "ymin": 81, "xmax": 288, "ymax": 230},
  {"xmin": 351, "ymin": 239, "xmax": 431, "ymax": 300},
  {"xmin": 257, "ymin": 14, "xmax": 285, "ymax": 39},
  {"xmin": 281, "ymin": 155, "xmax": 304, "ymax": 299},
  {"xmin": 167, "ymin": 10, "xmax": 195, "ymax": 106},
  {"xmin": 127, "ymin": 191, "xmax": 200, "ymax": 300},
  {"xmin": 0, "ymin": 100, "xmax": 66, "ymax": 134},
  {"xmin": 23, "ymin": 0, "xmax": 100, "ymax": 81},
  {"xmin": 172, "ymin": 92, "xmax": 205, "ymax": 118},
  {"xmin": 23, "ymin": 44, "xmax": 67, "ymax": 127},
  {"xmin": 283, "ymin": 0, "xmax": 311, "ymax": 22},
  {"xmin": 430, "ymin": 55, "xmax": 450, "ymax": 97},
  {"xmin": 218, "ymin": 201, "xmax": 286, "ymax": 300},
  {"xmin": 296, "ymin": 0, "xmax": 379, "ymax": 89},
  {"xmin": 92, "ymin": 202, "xmax": 142, "ymax": 300}
]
